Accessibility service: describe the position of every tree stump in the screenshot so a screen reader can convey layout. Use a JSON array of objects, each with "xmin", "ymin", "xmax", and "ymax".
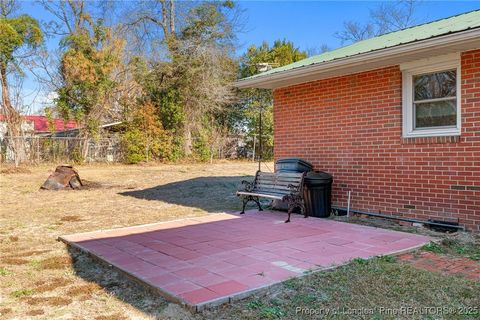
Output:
[{"xmin": 40, "ymin": 165, "xmax": 83, "ymax": 190}]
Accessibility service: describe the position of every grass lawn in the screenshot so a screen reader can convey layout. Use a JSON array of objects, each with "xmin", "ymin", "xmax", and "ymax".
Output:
[
  {"xmin": 0, "ymin": 162, "xmax": 478, "ymax": 319},
  {"xmin": 204, "ymin": 256, "xmax": 479, "ymax": 320}
]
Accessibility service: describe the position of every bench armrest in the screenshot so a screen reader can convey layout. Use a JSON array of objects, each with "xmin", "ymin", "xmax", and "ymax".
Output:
[{"xmin": 241, "ymin": 180, "xmax": 255, "ymax": 192}]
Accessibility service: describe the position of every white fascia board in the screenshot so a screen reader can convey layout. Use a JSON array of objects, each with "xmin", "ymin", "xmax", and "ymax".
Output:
[{"xmin": 400, "ymin": 52, "xmax": 460, "ymax": 71}]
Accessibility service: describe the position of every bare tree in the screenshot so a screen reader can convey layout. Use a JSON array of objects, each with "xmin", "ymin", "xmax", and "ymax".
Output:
[
  {"xmin": 335, "ymin": 0, "xmax": 420, "ymax": 44},
  {"xmin": 0, "ymin": 0, "xmax": 17, "ymax": 17},
  {"xmin": 306, "ymin": 44, "xmax": 331, "ymax": 57},
  {"xmin": 139, "ymin": 0, "xmax": 175, "ymax": 37},
  {"xmin": 121, "ymin": 0, "xmax": 183, "ymax": 59},
  {"xmin": 0, "ymin": 0, "xmax": 43, "ymax": 166},
  {"xmin": 39, "ymin": 0, "xmax": 87, "ymax": 36}
]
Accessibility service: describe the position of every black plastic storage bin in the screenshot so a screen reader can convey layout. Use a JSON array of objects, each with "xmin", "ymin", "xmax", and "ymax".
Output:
[
  {"xmin": 275, "ymin": 158, "xmax": 313, "ymax": 173},
  {"xmin": 304, "ymin": 171, "xmax": 333, "ymax": 218}
]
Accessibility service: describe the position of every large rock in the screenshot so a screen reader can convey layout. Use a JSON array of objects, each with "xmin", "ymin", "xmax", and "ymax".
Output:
[{"xmin": 40, "ymin": 165, "xmax": 83, "ymax": 190}]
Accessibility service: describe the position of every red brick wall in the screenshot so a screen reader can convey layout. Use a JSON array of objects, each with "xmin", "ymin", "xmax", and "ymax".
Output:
[{"xmin": 273, "ymin": 49, "xmax": 480, "ymax": 231}]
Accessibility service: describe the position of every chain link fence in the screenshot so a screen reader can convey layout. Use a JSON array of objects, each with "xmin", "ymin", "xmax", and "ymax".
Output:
[
  {"xmin": 0, "ymin": 134, "xmax": 273, "ymax": 164},
  {"xmin": 0, "ymin": 136, "xmax": 121, "ymax": 164}
]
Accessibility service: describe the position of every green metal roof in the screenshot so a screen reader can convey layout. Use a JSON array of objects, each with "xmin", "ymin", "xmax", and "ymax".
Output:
[{"xmin": 242, "ymin": 10, "xmax": 480, "ymax": 81}]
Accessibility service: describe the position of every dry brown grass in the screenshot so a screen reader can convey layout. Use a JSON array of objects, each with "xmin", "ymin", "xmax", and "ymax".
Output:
[
  {"xmin": 1, "ymin": 257, "xmax": 29, "ymax": 265},
  {"xmin": 0, "ymin": 308, "xmax": 12, "ymax": 316},
  {"xmin": 0, "ymin": 161, "xmax": 260, "ymax": 319},
  {"xmin": 0, "ymin": 167, "xmax": 31, "ymax": 174},
  {"xmin": 60, "ymin": 215, "xmax": 83, "ymax": 222},
  {"xmin": 13, "ymin": 249, "xmax": 51, "ymax": 257},
  {"xmin": 23, "ymin": 296, "xmax": 72, "ymax": 307},
  {"xmin": 95, "ymin": 314, "xmax": 128, "ymax": 320},
  {"xmin": 2, "ymin": 161, "xmax": 478, "ymax": 319},
  {"xmin": 39, "ymin": 256, "xmax": 73, "ymax": 270},
  {"xmin": 34, "ymin": 277, "xmax": 71, "ymax": 293},
  {"xmin": 67, "ymin": 283, "xmax": 102, "ymax": 297},
  {"xmin": 26, "ymin": 309, "xmax": 44, "ymax": 316}
]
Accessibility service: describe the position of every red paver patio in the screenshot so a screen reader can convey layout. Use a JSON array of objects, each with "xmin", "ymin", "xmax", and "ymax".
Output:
[{"xmin": 59, "ymin": 210, "xmax": 431, "ymax": 311}]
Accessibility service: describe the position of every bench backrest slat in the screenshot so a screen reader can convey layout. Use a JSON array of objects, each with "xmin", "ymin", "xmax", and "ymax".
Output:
[
  {"xmin": 253, "ymin": 186, "xmax": 292, "ymax": 195},
  {"xmin": 253, "ymin": 171, "xmax": 305, "ymax": 195},
  {"xmin": 257, "ymin": 177, "xmax": 302, "ymax": 184},
  {"xmin": 257, "ymin": 173, "xmax": 302, "ymax": 180},
  {"xmin": 256, "ymin": 171, "xmax": 302, "ymax": 177},
  {"xmin": 255, "ymin": 183, "xmax": 292, "ymax": 191},
  {"xmin": 263, "ymin": 171, "xmax": 304, "ymax": 177},
  {"xmin": 252, "ymin": 189, "xmax": 288, "ymax": 196}
]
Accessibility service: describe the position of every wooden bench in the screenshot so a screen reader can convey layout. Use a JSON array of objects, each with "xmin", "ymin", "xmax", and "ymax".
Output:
[{"xmin": 236, "ymin": 171, "xmax": 307, "ymax": 223}]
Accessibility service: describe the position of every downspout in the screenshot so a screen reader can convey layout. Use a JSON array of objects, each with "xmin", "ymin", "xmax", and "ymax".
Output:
[{"xmin": 332, "ymin": 206, "xmax": 465, "ymax": 231}]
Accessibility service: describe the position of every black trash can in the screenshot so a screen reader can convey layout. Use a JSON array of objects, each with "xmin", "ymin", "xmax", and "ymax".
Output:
[
  {"xmin": 272, "ymin": 158, "xmax": 313, "ymax": 211},
  {"xmin": 304, "ymin": 171, "xmax": 333, "ymax": 218},
  {"xmin": 275, "ymin": 158, "xmax": 313, "ymax": 173}
]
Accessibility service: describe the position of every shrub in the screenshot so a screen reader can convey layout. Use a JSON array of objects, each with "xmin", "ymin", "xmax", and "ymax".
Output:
[{"xmin": 121, "ymin": 102, "xmax": 174, "ymax": 164}]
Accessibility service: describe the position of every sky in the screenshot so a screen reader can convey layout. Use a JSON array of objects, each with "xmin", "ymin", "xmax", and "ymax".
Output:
[
  {"xmin": 235, "ymin": 1, "xmax": 480, "ymax": 52},
  {"xmin": 14, "ymin": 0, "xmax": 480, "ymax": 114}
]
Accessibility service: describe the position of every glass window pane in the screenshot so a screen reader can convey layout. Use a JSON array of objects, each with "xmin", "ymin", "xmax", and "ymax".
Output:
[
  {"xmin": 414, "ymin": 70, "xmax": 456, "ymax": 101},
  {"xmin": 415, "ymin": 100, "xmax": 456, "ymax": 128}
]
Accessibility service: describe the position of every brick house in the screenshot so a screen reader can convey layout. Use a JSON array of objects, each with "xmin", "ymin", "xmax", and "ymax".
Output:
[{"xmin": 236, "ymin": 11, "xmax": 480, "ymax": 231}]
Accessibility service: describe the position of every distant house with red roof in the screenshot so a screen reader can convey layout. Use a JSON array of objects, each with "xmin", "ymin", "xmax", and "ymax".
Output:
[
  {"xmin": 24, "ymin": 115, "xmax": 77, "ymax": 133},
  {"xmin": 0, "ymin": 115, "xmax": 77, "ymax": 139}
]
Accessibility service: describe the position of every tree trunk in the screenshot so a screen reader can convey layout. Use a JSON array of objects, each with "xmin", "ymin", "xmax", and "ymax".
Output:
[
  {"xmin": 0, "ymin": 63, "xmax": 26, "ymax": 166},
  {"xmin": 79, "ymin": 130, "xmax": 90, "ymax": 162},
  {"xmin": 183, "ymin": 123, "xmax": 192, "ymax": 156},
  {"xmin": 169, "ymin": 0, "xmax": 175, "ymax": 33}
]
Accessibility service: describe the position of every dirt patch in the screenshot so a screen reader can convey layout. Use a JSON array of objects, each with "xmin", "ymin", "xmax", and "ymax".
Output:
[
  {"xmin": 9, "ymin": 236, "xmax": 19, "ymax": 242},
  {"xmin": 160, "ymin": 303, "xmax": 194, "ymax": 320},
  {"xmin": 39, "ymin": 256, "xmax": 73, "ymax": 270},
  {"xmin": 95, "ymin": 314, "xmax": 128, "ymax": 320},
  {"xmin": 60, "ymin": 215, "xmax": 83, "ymax": 222},
  {"xmin": 0, "ymin": 308, "xmax": 12, "ymax": 316},
  {"xmin": 67, "ymin": 283, "xmax": 102, "ymax": 297},
  {"xmin": 34, "ymin": 277, "xmax": 71, "ymax": 293},
  {"xmin": 0, "ymin": 167, "xmax": 31, "ymax": 174},
  {"xmin": 38, "ymin": 179, "xmax": 108, "ymax": 191},
  {"xmin": 1, "ymin": 257, "xmax": 29, "ymax": 265},
  {"xmin": 26, "ymin": 309, "xmax": 44, "ymax": 316},
  {"xmin": 23, "ymin": 296, "xmax": 72, "ymax": 307},
  {"xmin": 80, "ymin": 180, "xmax": 104, "ymax": 189}
]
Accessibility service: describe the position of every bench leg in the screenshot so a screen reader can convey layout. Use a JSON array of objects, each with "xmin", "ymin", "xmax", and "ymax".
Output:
[
  {"xmin": 285, "ymin": 196, "xmax": 305, "ymax": 223},
  {"xmin": 240, "ymin": 196, "xmax": 249, "ymax": 214},
  {"xmin": 253, "ymin": 197, "xmax": 263, "ymax": 211},
  {"xmin": 240, "ymin": 196, "xmax": 263, "ymax": 214},
  {"xmin": 286, "ymin": 206, "xmax": 293, "ymax": 223}
]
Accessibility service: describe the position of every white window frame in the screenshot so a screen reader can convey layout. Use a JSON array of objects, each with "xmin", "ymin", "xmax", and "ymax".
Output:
[{"xmin": 401, "ymin": 53, "xmax": 461, "ymax": 138}]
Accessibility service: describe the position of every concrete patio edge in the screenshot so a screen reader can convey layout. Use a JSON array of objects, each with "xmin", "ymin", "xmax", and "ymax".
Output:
[{"xmin": 58, "ymin": 215, "xmax": 433, "ymax": 312}]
